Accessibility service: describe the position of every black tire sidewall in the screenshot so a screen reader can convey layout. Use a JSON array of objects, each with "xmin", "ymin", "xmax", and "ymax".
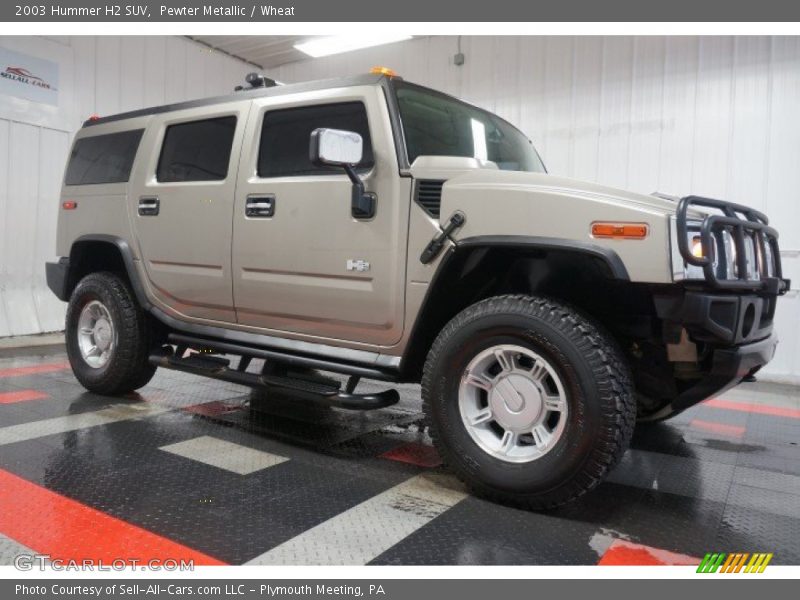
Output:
[
  {"xmin": 428, "ymin": 309, "xmax": 608, "ymax": 497},
  {"xmin": 65, "ymin": 273, "xmax": 148, "ymax": 391}
]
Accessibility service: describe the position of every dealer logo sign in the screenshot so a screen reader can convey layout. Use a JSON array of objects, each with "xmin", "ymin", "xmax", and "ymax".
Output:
[{"xmin": 1, "ymin": 66, "xmax": 57, "ymax": 91}]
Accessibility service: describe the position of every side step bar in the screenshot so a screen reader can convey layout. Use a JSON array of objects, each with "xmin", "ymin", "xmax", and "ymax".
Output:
[
  {"xmin": 148, "ymin": 349, "xmax": 400, "ymax": 411},
  {"xmin": 167, "ymin": 333, "xmax": 398, "ymax": 381}
]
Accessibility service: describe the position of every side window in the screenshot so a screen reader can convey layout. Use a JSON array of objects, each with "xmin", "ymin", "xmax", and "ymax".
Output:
[
  {"xmin": 64, "ymin": 129, "xmax": 143, "ymax": 185},
  {"xmin": 258, "ymin": 102, "xmax": 374, "ymax": 178},
  {"xmin": 156, "ymin": 116, "xmax": 237, "ymax": 183}
]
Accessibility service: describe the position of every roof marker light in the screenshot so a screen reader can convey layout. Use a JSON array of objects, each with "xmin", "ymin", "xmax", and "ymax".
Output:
[
  {"xmin": 62, "ymin": 201, "xmax": 77, "ymax": 210},
  {"xmin": 591, "ymin": 222, "xmax": 649, "ymax": 240},
  {"xmin": 370, "ymin": 66, "xmax": 398, "ymax": 77}
]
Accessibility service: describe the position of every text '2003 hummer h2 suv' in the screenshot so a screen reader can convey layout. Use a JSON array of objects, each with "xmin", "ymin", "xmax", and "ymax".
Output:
[{"xmin": 47, "ymin": 69, "xmax": 789, "ymax": 509}]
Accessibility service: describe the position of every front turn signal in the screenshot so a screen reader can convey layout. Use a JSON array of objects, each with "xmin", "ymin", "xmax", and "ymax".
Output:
[{"xmin": 591, "ymin": 222, "xmax": 648, "ymax": 239}]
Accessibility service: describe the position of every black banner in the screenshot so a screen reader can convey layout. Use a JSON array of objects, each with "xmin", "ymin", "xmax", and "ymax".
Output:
[
  {"xmin": 3, "ymin": 0, "xmax": 800, "ymax": 22},
  {"xmin": 4, "ymin": 579, "xmax": 797, "ymax": 600}
]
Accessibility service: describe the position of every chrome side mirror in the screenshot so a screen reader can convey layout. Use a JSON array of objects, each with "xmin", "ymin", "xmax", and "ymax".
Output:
[{"xmin": 310, "ymin": 128, "xmax": 375, "ymax": 219}]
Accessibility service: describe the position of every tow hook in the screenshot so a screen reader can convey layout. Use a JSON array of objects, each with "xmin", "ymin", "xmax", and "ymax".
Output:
[{"xmin": 420, "ymin": 211, "xmax": 466, "ymax": 264}]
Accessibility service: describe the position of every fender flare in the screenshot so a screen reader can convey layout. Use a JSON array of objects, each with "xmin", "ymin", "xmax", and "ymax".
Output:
[
  {"xmin": 455, "ymin": 235, "xmax": 629, "ymax": 280},
  {"xmin": 66, "ymin": 234, "xmax": 152, "ymax": 310},
  {"xmin": 397, "ymin": 235, "xmax": 630, "ymax": 378}
]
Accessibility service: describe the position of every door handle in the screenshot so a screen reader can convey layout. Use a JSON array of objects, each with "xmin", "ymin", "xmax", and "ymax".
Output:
[
  {"xmin": 246, "ymin": 194, "xmax": 275, "ymax": 218},
  {"xmin": 138, "ymin": 197, "xmax": 160, "ymax": 216}
]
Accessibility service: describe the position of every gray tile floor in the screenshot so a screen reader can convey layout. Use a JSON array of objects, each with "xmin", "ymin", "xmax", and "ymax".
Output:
[{"xmin": 0, "ymin": 345, "xmax": 798, "ymax": 565}]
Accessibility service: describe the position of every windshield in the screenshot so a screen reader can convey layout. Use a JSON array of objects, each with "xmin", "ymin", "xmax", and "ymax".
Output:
[{"xmin": 394, "ymin": 83, "xmax": 545, "ymax": 172}]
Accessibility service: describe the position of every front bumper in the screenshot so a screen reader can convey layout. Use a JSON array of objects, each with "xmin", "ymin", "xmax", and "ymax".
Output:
[
  {"xmin": 671, "ymin": 334, "xmax": 777, "ymax": 413},
  {"xmin": 650, "ymin": 289, "xmax": 780, "ymax": 418},
  {"xmin": 655, "ymin": 290, "xmax": 776, "ymax": 345}
]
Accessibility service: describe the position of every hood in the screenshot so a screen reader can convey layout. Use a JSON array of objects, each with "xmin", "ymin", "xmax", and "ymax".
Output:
[{"xmin": 441, "ymin": 169, "xmax": 686, "ymax": 217}]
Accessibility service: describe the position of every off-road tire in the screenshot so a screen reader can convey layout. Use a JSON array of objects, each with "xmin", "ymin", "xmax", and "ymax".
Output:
[
  {"xmin": 65, "ymin": 271, "xmax": 157, "ymax": 395},
  {"xmin": 422, "ymin": 294, "xmax": 635, "ymax": 510}
]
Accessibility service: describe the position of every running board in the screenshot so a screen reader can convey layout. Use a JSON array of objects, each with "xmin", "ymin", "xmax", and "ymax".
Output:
[
  {"xmin": 167, "ymin": 333, "xmax": 398, "ymax": 381},
  {"xmin": 149, "ymin": 350, "xmax": 399, "ymax": 411}
]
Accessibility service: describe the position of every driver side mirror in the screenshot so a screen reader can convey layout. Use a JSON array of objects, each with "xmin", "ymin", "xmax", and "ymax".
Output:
[
  {"xmin": 310, "ymin": 128, "xmax": 363, "ymax": 166},
  {"xmin": 310, "ymin": 128, "xmax": 375, "ymax": 219}
]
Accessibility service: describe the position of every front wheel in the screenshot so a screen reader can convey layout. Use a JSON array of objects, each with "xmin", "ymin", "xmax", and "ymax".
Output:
[
  {"xmin": 422, "ymin": 294, "xmax": 635, "ymax": 510},
  {"xmin": 65, "ymin": 271, "xmax": 157, "ymax": 395}
]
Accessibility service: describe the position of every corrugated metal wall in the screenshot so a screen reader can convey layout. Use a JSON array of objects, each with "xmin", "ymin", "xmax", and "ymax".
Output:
[
  {"xmin": 275, "ymin": 36, "xmax": 800, "ymax": 382},
  {"xmin": 0, "ymin": 36, "xmax": 252, "ymax": 338}
]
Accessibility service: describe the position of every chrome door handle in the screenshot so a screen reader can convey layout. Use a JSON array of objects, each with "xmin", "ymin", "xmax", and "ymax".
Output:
[
  {"xmin": 245, "ymin": 194, "xmax": 275, "ymax": 218},
  {"xmin": 138, "ymin": 197, "xmax": 160, "ymax": 216}
]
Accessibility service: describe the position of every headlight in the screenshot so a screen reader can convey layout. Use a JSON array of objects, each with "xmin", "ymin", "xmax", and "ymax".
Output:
[
  {"xmin": 672, "ymin": 219, "xmax": 728, "ymax": 281},
  {"xmin": 720, "ymin": 228, "xmax": 736, "ymax": 280},
  {"xmin": 672, "ymin": 221, "xmax": 763, "ymax": 282},
  {"xmin": 675, "ymin": 220, "xmax": 708, "ymax": 281},
  {"xmin": 763, "ymin": 240, "xmax": 775, "ymax": 278},
  {"xmin": 743, "ymin": 233, "xmax": 758, "ymax": 280}
]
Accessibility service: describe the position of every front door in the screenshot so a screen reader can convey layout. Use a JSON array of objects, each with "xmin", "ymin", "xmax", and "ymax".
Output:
[
  {"xmin": 232, "ymin": 87, "xmax": 409, "ymax": 346},
  {"xmin": 131, "ymin": 100, "xmax": 251, "ymax": 323}
]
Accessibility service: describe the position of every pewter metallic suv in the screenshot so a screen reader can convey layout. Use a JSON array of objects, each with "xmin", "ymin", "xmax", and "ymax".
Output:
[{"xmin": 46, "ymin": 70, "xmax": 789, "ymax": 508}]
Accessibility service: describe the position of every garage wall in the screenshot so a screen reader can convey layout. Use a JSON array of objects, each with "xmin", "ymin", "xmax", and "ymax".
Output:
[
  {"xmin": 275, "ymin": 36, "xmax": 800, "ymax": 383},
  {"xmin": 0, "ymin": 36, "xmax": 252, "ymax": 339}
]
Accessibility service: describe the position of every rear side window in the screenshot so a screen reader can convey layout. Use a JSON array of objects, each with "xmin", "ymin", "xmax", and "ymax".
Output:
[
  {"xmin": 64, "ymin": 129, "xmax": 143, "ymax": 185},
  {"xmin": 258, "ymin": 102, "xmax": 374, "ymax": 178},
  {"xmin": 157, "ymin": 116, "xmax": 237, "ymax": 182}
]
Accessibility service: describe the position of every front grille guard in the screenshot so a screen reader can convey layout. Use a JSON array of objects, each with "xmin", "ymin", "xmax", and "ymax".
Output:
[{"xmin": 676, "ymin": 195, "xmax": 789, "ymax": 294}]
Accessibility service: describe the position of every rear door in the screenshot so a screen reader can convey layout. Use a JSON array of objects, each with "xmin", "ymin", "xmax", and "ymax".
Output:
[
  {"xmin": 130, "ymin": 100, "xmax": 251, "ymax": 323},
  {"xmin": 232, "ymin": 86, "xmax": 410, "ymax": 346}
]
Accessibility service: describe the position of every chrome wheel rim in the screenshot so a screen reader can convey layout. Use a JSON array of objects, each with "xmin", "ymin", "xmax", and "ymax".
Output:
[
  {"xmin": 76, "ymin": 300, "xmax": 116, "ymax": 369},
  {"xmin": 458, "ymin": 344, "xmax": 568, "ymax": 463}
]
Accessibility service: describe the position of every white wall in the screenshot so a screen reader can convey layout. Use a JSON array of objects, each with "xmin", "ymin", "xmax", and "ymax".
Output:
[
  {"xmin": 0, "ymin": 36, "xmax": 252, "ymax": 339},
  {"xmin": 275, "ymin": 35, "xmax": 800, "ymax": 383}
]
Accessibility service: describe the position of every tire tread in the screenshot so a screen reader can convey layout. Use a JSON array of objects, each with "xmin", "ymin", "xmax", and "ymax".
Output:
[
  {"xmin": 66, "ymin": 271, "xmax": 156, "ymax": 395},
  {"xmin": 422, "ymin": 294, "xmax": 636, "ymax": 510}
]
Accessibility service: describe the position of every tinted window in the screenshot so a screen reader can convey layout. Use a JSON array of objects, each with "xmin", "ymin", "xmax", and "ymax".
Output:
[
  {"xmin": 64, "ymin": 129, "xmax": 143, "ymax": 185},
  {"xmin": 258, "ymin": 102, "xmax": 374, "ymax": 178},
  {"xmin": 157, "ymin": 116, "xmax": 237, "ymax": 182},
  {"xmin": 395, "ymin": 84, "xmax": 545, "ymax": 172}
]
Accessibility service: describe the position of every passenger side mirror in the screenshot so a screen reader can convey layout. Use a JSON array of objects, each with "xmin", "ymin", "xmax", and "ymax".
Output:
[{"xmin": 310, "ymin": 128, "xmax": 375, "ymax": 219}]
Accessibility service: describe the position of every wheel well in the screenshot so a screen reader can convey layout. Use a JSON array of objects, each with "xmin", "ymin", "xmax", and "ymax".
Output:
[
  {"xmin": 401, "ymin": 244, "xmax": 660, "ymax": 381},
  {"xmin": 66, "ymin": 240, "xmax": 131, "ymax": 298}
]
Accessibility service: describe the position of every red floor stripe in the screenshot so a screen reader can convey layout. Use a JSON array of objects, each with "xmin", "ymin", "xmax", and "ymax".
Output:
[
  {"xmin": 0, "ymin": 390, "xmax": 49, "ymax": 404},
  {"xmin": 706, "ymin": 398, "xmax": 800, "ymax": 419},
  {"xmin": 183, "ymin": 401, "xmax": 243, "ymax": 417},
  {"xmin": 689, "ymin": 419, "xmax": 745, "ymax": 438},
  {"xmin": 381, "ymin": 442, "xmax": 443, "ymax": 468},
  {"xmin": 598, "ymin": 540, "xmax": 699, "ymax": 566},
  {"xmin": 0, "ymin": 361, "xmax": 70, "ymax": 378},
  {"xmin": 0, "ymin": 469, "xmax": 226, "ymax": 565}
]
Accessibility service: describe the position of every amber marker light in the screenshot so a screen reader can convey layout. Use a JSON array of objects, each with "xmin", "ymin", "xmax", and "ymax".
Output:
[
  {"xmin": 62, "ymin": 201, "xmax": 78, "ymax": 210},
  {"xmin": 591, "ymin": 222, "xmax": 649, "ymax": 239},
  {"xmin": 370, "ymin": 66, "xmax": 398, "ymax": 77}
]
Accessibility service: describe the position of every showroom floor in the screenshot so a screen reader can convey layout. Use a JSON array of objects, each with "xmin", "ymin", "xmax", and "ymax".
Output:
[{"xmin": 0, "ymin": 343, "xmax": 798, "ymax": 566}]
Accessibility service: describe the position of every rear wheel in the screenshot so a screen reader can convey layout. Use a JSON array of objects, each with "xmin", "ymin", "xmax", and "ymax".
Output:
[
  {"xmin": 422, "ymin": 294, "xmax": 635, "ymax": 510},
  {"xmin": 66, "ymin": 271, "xmax": 157, "ymax": 395}
]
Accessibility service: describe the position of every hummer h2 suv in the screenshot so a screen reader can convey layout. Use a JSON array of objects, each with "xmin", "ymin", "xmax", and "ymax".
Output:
[{"xmin": 46, "ymin": 69, "xmax": 789, "ymax": 509}]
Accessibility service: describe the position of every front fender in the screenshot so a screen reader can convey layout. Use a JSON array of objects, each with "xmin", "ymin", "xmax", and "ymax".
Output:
[{"xmin": 440, "ymin": 174, "xmax": 673, "ymax": 284}]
